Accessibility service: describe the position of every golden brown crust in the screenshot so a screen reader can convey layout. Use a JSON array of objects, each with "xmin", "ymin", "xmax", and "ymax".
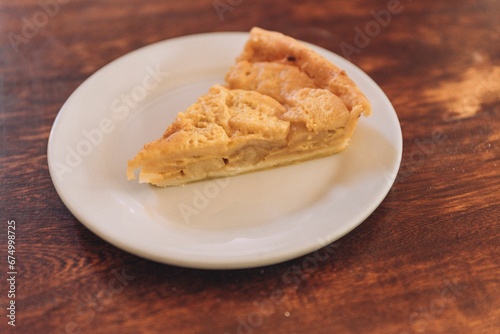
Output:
[
  {"xmin": 236, "ymin": 27, "xmax": 371, "ymax": 116},
  {"xmin": 127, "ymin": 28, "xmax": 371, "ymax": 187}
]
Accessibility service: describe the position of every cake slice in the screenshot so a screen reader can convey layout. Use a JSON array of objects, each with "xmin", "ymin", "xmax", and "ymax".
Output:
[{"xmin": 127, "ymin": 27, "xmax": 371, "ymax": 187}]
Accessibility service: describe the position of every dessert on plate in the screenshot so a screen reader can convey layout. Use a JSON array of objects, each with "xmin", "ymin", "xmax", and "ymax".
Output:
[{"xmin": 127, "ymin": 27, "xmax": 371, "ymax": 187}]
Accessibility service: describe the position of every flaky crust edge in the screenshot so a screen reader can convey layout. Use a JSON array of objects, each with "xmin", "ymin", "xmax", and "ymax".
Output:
[{"xmin": 239, "ymin": 27, "xmax": 371, "ymax": 136}]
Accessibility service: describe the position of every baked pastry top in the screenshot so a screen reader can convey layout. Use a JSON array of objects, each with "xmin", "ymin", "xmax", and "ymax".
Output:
[{"xmin": 127, "ymin": 27, "xmax": 371, "ymax": 187}]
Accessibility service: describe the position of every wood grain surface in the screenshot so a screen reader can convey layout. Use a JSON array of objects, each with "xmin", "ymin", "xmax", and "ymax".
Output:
[{"xmin": 1, "ymin": 0, "xmax": 499, "ymax": 333}]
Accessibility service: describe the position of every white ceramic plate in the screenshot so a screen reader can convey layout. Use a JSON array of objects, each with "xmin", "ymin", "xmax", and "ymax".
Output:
[{"xmin": 48, "ymin": 32, "xmax": 402, "ymax": 269}]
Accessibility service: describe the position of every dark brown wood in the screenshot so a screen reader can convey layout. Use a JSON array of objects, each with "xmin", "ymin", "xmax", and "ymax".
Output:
[{"xmin": 1, "ymin": 0, "xmax": 498, "ymax": 333}]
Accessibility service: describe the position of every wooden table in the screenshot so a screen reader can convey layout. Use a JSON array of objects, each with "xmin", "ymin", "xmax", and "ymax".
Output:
[{"xmin": 1, "ymin": 0, "xmax": 498, "ymax": 333}]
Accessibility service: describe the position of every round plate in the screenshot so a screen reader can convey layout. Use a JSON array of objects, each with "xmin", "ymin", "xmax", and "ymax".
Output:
[{"xmin": 48, "ymin": 32, "xmax": 402, "ymax": 269}]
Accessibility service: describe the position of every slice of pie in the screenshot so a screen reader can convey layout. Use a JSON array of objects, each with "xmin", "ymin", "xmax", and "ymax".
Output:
[{"xmin": 127, "ymin": 27, "xmax": 371, "ymax": 187}]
